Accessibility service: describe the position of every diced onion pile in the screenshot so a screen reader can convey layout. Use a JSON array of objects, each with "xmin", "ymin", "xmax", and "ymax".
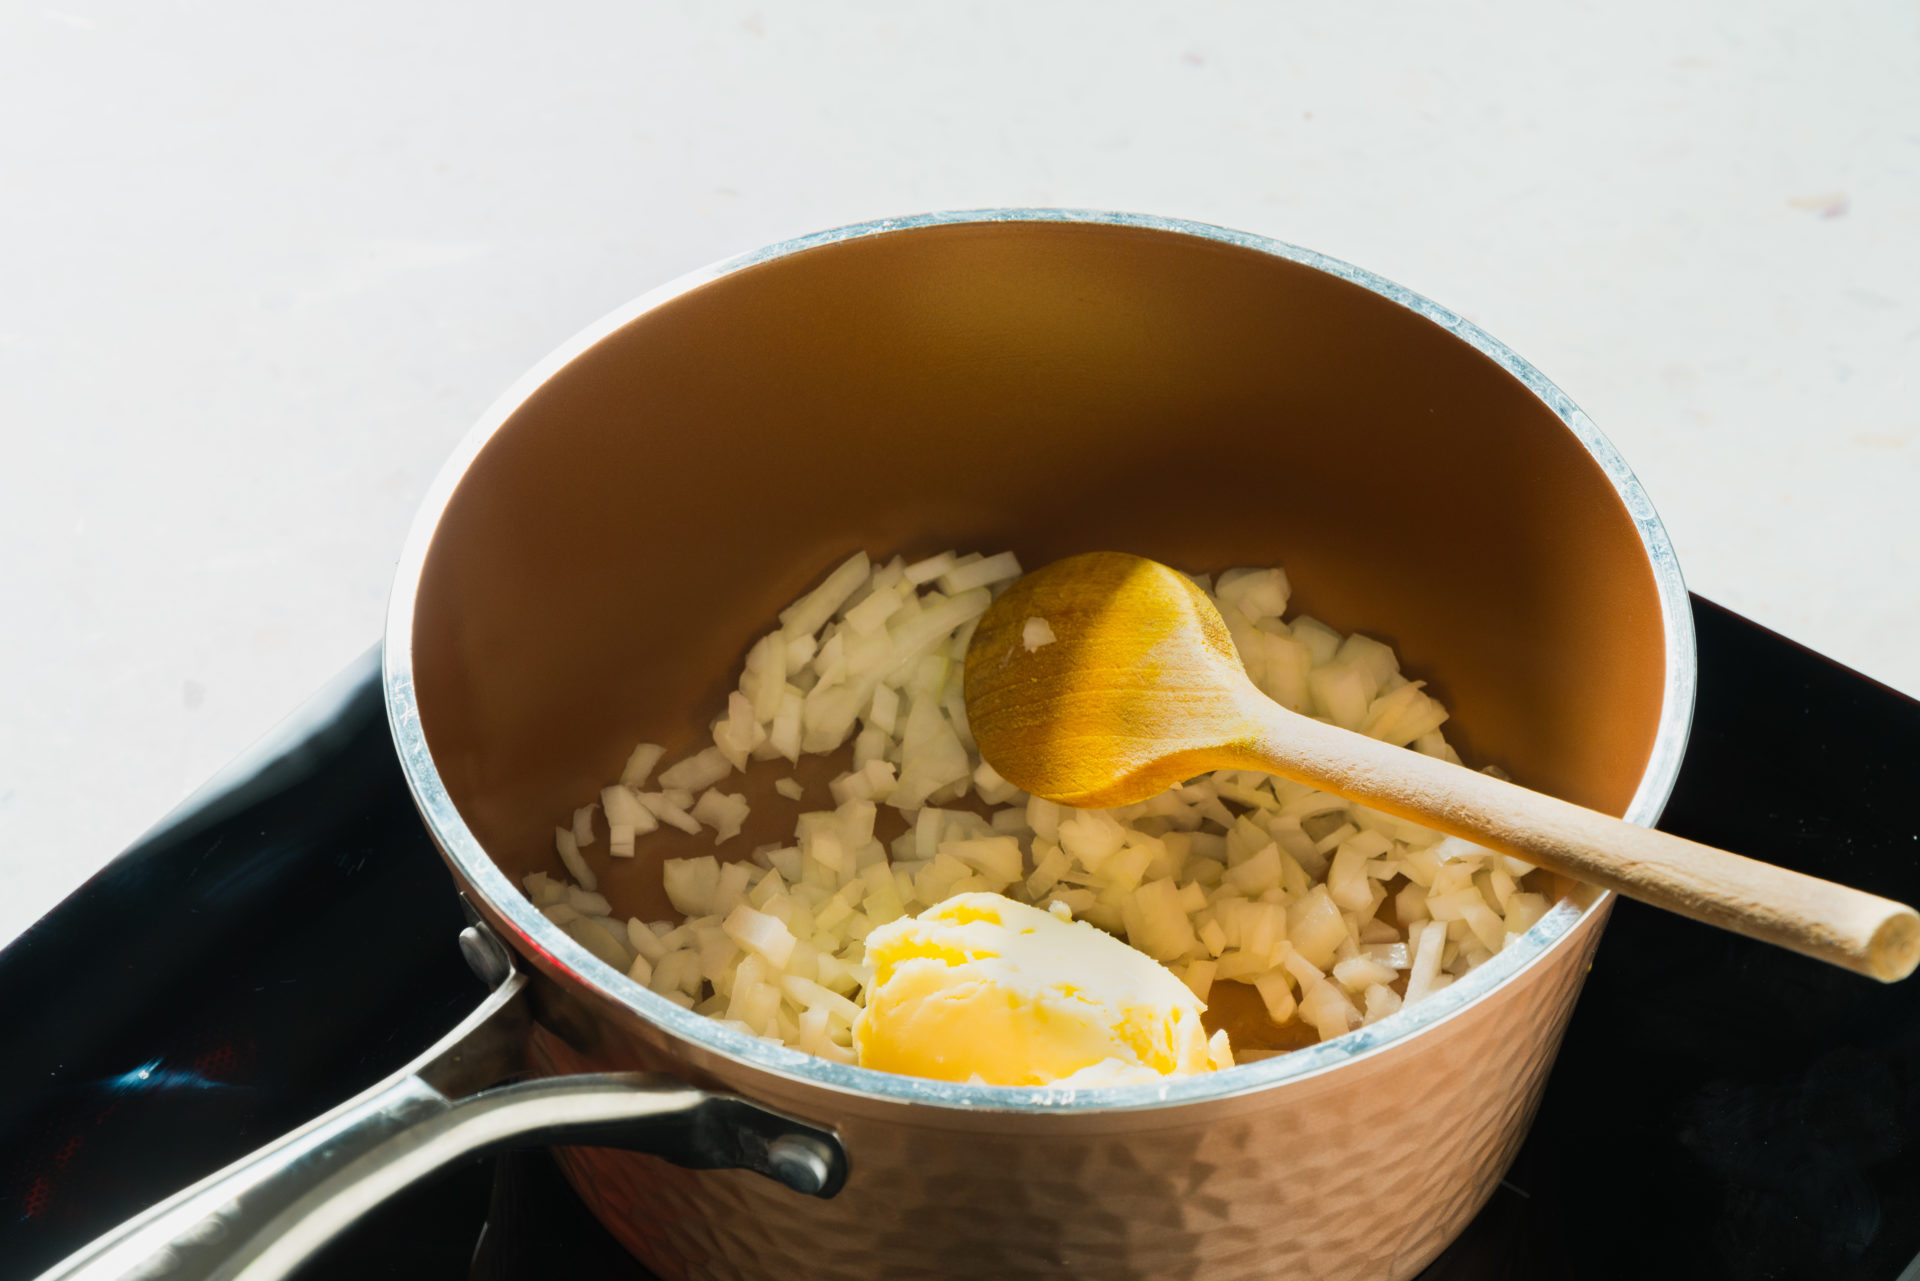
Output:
[{"xmin": 525, "ymin": 550, "xmax": 1550, "ymax": 1069}]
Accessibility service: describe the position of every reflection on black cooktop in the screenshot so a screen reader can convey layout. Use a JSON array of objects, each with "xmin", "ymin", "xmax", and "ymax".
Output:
[{"xmin": 2, "ymin": 597, "xmax": 1916, "ymax": 1281}]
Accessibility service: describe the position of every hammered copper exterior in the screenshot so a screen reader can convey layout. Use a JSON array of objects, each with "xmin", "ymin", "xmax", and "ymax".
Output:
[
  {"xmin": 388, "ymin": 213, "xmax": 1694, "ymax": 1279},
  {"xmin": 523, "ymin": 898, "xmax": 1610, "ymax": 1281}
]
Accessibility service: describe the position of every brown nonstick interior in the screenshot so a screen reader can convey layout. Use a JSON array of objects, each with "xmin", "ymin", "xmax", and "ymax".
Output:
[{"xmin": 409, "ymin": 219, "xmax": 1667, "ymax": 930}]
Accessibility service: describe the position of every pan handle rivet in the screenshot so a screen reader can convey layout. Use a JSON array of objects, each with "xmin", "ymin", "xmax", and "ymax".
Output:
[
  {"xmin": 765, "ymin": 1134, "xmax": 834, "ymax": 1195},
  {"xmin": 458, "ymin": 924, "xmax": 513, "ymax": 988}
]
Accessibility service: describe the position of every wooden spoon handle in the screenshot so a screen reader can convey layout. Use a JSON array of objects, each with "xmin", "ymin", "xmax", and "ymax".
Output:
[{"xmin": 1243, "ymin": 701, "xmax": 1920, "ymax": 982}]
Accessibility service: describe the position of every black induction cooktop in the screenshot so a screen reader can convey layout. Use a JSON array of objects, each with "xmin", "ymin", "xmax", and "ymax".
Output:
[{"xmin": 4, "ymin": 596, "xmax": 1918, "ymax": 1281}]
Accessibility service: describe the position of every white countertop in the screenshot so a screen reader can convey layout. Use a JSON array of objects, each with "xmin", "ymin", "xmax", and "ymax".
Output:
[{"xmin": 3, "ymin": 0, "xmax": 1915, "ymax": 947}]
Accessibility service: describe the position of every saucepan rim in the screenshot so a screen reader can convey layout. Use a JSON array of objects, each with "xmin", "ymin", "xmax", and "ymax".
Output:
[{"xmin": 382, "ymin": 207, "xmax": 1696, "ymax": 1115}]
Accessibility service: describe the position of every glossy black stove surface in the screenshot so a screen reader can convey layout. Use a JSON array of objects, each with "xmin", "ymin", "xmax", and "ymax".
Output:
[{"xmin": 3, "ymin": 597, "xmax": 1917, "ymax": 1281}]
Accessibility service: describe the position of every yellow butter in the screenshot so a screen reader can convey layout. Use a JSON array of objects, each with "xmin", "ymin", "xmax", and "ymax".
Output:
[{"xmin": 852, "ymin": 892, "xmax": 1225, "ymax": 1086}]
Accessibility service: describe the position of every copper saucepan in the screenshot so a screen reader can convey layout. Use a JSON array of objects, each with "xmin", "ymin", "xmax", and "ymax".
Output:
[{"xmin": 44, "ymin": 211, "xmax": 1695, "ymax": 1281}]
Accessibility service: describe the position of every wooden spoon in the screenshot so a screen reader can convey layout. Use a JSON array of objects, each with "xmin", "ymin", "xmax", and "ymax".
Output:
[{"xmin": 963, "ymin": 551, "xmax": 1920, "ymax": 982}]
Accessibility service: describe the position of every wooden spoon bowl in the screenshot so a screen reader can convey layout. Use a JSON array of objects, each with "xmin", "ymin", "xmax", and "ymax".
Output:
[{"xmin": 966, "ymin": 551, "xmax": 1920, "ymax": 982}]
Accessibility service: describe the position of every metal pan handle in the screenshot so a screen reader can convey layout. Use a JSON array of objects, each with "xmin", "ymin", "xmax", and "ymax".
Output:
[{"xmin": 34, "ymin": 927, "xmax": 846, "ymax": 1281}]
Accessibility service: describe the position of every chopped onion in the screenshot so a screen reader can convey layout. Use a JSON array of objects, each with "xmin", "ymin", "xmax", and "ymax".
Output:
[
  {"xmin": 1308, "ymin": 662, "xmax": 1373, "ymax": 730},
  {"xmin": 563, "ymin": 916, "xmax": 631, "ymax": 971},
  {"xmin": 723, "ymin": 904, "xmax": 798, "ymax": 968},
  {"xmin": 601, "ymin": 785, "xmax": 657, "ymax": 836},
  {"xmin": 938, "ymin": 550, "xmax": 1022, "ymax": 595},
  {"xmin": 692, "ymin": 789, "xmax": 751, "ymax": 844},
  {"xmin": 844, "ymin": 584, "xmax": 906, "ymax": 635},
  {"xmin": 902, "ymin": 551, "xmax": 955, "ymax": 586},
  {"xmin": 1215, "ymin": 567, "xmax": 1291, "ymax": 622},
  {"xmin": 1253, "ymin": 970, "xmax": 1297, "ymax": 1023},
  {"xmin": 1299, "ymin": 977, "xmax": 1360, "ymax": 1041},
  {"xmin": 626, "ymin": 918, "xmax": 670, "ymax": 962},
  {"xmin": 530, "ymin": 549, "xmax": 1547, "ymax": 1073},
  {"xmin": 638, "ymin": 791, "xmax": 702, "ymax": 835},
  {"xmin": 554, "ymin": 826, "xmax": 596, "ymax": 892},
  {"xmin": 662, "ymin": 856, "xmax": 720, "ymax": 916},
  {"xmin": 658, "ymin": 746, "xmax": 733, "ymax": 793},
  {"xmin": 1180, "ymin": 959, "xmax": 1217, "ymax": 1002},
  {"xmin": 567, "ymin": 886, "xmax": 613, "ymax": 916},
  {"xmin": 779, "ymin": 551, "xmax": 871, "ymax": 640},
  {"xmin": 618, "ymin": 742, "xmax": 666, "ymax": 789}
]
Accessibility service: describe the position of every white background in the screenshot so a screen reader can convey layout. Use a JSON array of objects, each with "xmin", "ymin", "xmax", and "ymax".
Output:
[{"xmin": 2, "ymin": 1, "xmax": 1916, "ymax": 948}]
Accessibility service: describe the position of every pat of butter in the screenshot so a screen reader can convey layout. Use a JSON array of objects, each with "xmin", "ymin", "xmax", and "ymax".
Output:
[{"xmin": 853, "ymin": 892, "xmax": 1227, "ymax": 1086}]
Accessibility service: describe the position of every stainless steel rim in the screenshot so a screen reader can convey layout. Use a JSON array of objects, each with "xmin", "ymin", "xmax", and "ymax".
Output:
[{"xmin": 383, "ymin": 208, "xmax": 1697, "ymax": 1115}]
